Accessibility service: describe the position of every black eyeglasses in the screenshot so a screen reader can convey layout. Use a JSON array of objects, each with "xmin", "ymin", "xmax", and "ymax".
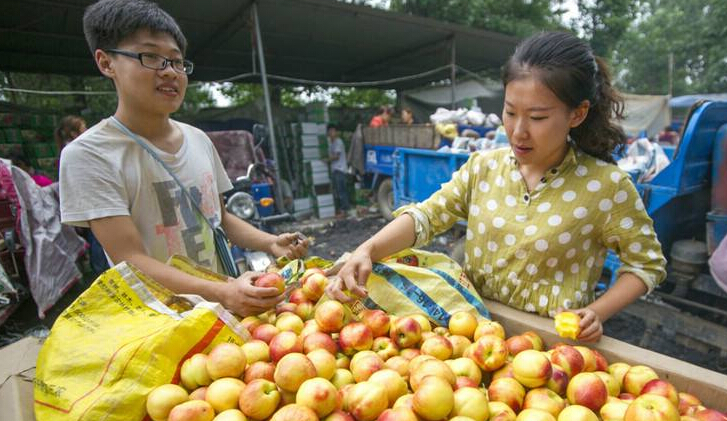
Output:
[{"xmin": 105, "ymin": 49, "xmax": 194, "ymax": 75}]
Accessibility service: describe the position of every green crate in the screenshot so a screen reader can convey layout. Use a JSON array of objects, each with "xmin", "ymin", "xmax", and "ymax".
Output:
[
  {"xmin": 0, "ymin": 113, "xmax": 16, "ymax": 128},
  {"xmin": 33, "ymin": 157, "xmax": 58, "ymax": 168},
  {"xmin": 28, "ymin": 114, "xmax": 57, "ymax": 129},
  {"xmin": 20, "ymin": 130, "xmax": 42, "ymax": 142},
  {"xmin": 35, "ymin": 127, "xmax": 54, "ymax": 140},
  {"xmin": 24, "ymin": 142, "xmax": 58, "ymax": 158},
  {"xmin": 0, "ymin": 144, "xmax": 23, "ymax": 156},
  {"xmin": 27, "ymin": 115, "xmax": 42, "ymax": 128},
  {"xmin": 15, "ymin": 114, "xmax": 32, "ymax": 128},
  {"xmin": 3, "ymin": 129, "xmax": 22, "ymax": 143}
]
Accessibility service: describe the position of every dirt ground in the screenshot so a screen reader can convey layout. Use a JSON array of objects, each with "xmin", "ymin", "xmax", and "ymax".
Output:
[{"xmin": 1, "ymin": 212, "xmax": 725, "ymax": 375}]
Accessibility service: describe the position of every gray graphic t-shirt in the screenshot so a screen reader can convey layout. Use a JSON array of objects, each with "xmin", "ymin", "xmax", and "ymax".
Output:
[{"xmin": 60, "ymin": 118, "xmax": 233, "ymax": 272}]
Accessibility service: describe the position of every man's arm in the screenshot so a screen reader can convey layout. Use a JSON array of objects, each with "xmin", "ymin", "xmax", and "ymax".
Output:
[
  {"xmin": 219, "ymin": 195, "xmax": 308, "ymax": 259},
  {"xmin": 90, "ymin": 215, "xmax": 283, "ymax": 316},
  {"xmin": 221, "ymin": 204, "xmax": 277, "ymax": 254}
]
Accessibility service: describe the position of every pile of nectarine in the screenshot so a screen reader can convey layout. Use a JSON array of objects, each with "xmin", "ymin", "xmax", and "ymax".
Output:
[{"xmin": 146, "ymin": 269, "xmax": 726, "ymax": 421}]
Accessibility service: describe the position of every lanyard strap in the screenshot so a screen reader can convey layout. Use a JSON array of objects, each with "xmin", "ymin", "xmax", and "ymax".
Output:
[{"xmin": 109, "ymin": 116, "xmax": 218, "ymax": 232}]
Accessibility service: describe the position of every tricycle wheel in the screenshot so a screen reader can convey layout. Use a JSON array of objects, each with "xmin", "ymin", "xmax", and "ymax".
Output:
[{"xmin": 377, "ymin": 178, "xmax": 394, "ymax": 220}]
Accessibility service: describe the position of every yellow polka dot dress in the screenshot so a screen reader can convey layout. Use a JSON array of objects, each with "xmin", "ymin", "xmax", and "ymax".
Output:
[{"xmin": 395, "ymin": 145, "xmax": 667, "ymax": 316}]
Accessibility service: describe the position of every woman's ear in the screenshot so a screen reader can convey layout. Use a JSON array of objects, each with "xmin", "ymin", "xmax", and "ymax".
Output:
[
  {"xmin": 95, "ymin": 49, "xmax": 114, "ymax": 78},
  {"xmin": 570, "ymin": 100, "xmax": 590, "ymax": 128}
]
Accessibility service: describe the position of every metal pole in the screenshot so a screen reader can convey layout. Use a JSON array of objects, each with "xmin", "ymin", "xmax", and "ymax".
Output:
[
  {"xmin": 450, "ymin": 36, "xmax": 456, "ymax": 109},
  {"xmin": 668, "ymin": 52, "xmax": 674, "ymax": 97},
  {"xmin": 252, "ymin": 2, "xmax": 285, "ymax": 213}
]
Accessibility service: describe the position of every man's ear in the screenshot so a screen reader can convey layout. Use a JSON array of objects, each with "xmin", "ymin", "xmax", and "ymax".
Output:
[
  {"xmin": 94, "ymin": 49, "xmax": 115, "ymax": 78},
  {"xmin": 570, "ymin": 100, "xmax": 590, "ymax": 128}
]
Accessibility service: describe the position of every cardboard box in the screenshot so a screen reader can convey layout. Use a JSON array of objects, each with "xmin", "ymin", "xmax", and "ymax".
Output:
[
  {"xmin": 0, "ymin": 336, "xmax": 44, "ymax": 421},
  {"xmin": 484, "ymin": 299, "xmax": 727, "ymax": 411}
]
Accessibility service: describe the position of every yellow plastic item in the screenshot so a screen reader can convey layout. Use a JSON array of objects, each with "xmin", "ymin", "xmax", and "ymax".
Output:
[
  {"xmin": 34, "ymin": 256, "xmax": 249, "ymax": 421},
  {"xmin": 554, "ymin": 311, "xmax": 582, "ymax": 340},
  {"xmin": 435, "ymin": 123, "xmax": 458, "ymax": 139}
]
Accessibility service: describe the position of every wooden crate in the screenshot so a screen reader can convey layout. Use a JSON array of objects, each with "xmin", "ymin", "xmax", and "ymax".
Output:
[
  {"xmin": 362, "ymin": 124, "xmax": 438, "ymax": 149},
  {"xmin": 484, "ymin": 299, "xmax": 727, "ymax": 411}
]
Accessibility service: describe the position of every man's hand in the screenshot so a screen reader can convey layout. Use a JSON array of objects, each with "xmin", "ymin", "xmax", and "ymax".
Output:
[
  {"xmin": 220, "ymin": 271, "xmax": 284, "ymax": 317},
  {"xmin": 269, "ymin": 232, "xmax": 309, "ymax": 259}
]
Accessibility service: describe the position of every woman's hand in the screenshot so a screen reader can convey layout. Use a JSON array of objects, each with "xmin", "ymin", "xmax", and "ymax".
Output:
[
  {"xmin": 325, "ymin": 250, "xmax": 372, "ymax": 302},
  {"xmin": 573, "ymin": 307, "xmax": 603, "ymax": 343}
]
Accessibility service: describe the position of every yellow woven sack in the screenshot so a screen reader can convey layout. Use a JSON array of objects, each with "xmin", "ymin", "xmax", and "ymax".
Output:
[
  {"xmin": 34, "ymin": 257, "xmax": 249, "ymax": 421},
  {"xmin": 287, "ymin": 248, "xmax": 490, "ymax": 327}
]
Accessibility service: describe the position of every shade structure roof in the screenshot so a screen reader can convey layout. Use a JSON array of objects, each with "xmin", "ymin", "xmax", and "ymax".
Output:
[{"xmin": 0, "ymin": 0, "xmax": 518, "ymax": 89}]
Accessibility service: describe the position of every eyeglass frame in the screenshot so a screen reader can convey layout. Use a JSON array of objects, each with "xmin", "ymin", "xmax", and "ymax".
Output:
[{"xmin": 104, "ymin": 49, "xmax": 194, "ymax": 75}]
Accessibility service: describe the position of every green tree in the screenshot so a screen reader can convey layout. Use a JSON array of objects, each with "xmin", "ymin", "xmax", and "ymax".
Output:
[
  {"xmin": 329, "ymin": 88, "xmax": 395, "ymax": 108},
  {"xmin": 217, "ymin": 83, "xmax": 263, "ymax": 107},
  {"xmin": 572, "ymin": 0, "xmax": 638, "ymax": 58},
  {"xmin": 390, "ymin": 0, "xmax": 565, "ymax": 37},
  {"xmin": 611, "ymin": 0, "xmax": 727, "ymax": 95}
]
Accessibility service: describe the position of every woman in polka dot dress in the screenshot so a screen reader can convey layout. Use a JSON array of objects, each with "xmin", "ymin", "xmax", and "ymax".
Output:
[{"xmin": 327, "ymin": 31, "xmax": 666, "ymax": 343}]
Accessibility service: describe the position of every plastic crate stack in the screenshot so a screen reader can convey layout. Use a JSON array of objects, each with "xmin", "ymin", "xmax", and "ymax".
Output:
[
  {"xmin": 0, "ymin": 112, "xmax": 59, "ymax": 179},
  {"xmin": 289, "ymin": 120, "xmax": 335, "ymax": 219}
]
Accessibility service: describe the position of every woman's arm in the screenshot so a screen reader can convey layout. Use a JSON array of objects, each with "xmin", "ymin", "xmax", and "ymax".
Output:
[
  {"xmin": 574, "ymin": 272, "xmax": 647, "ymax": 342},
  {"xmin": 326, "ymin": 214, "xmax": 416, "ymax": 301}
]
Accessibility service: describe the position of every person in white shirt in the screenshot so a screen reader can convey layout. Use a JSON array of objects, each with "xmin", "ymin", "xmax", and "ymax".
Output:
[
  {"xmin": 60, "ymin": 0, "xmax": 308, "ymax": 317},
  {"xmin": 326, "ymin": 123, "xmax": 352, "ymax": 217}
]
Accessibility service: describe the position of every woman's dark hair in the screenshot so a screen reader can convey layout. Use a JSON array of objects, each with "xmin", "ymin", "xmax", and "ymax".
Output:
[
  {"xmin": 377, "ymin": 106, "xmax": 391, "ymax": 116},
  {"xmin": 54, "ymin": 115, "xmax": 86, "ymax": 151},
  {"xmin": 502, "ymin": 31, "xmax": 626, "ymax": 162},
  {"xmin": 83, "ymin": 0, "xmax": 187, "ymax": 55}
]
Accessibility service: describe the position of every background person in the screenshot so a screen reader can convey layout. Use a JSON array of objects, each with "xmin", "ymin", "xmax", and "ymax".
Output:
[
  {"xmin": 326, "ymin": 123, "xmax": 352, "ymax": 218},
  {"xmin": 54, "ymin": 115, "xmax": 87, "ymax": 154},
  {"xmin": 400, "ymin": 107, "xmax": 415, "ymax": 125},
  {"xmin": 369, "ymin": 106, "xmax": 392, "ymax": 128}
]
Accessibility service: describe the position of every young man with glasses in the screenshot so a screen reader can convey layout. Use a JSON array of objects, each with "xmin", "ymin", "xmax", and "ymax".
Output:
[{"xmin": 59, "ymin": 0, "xmax": 308, "ymax": 317}]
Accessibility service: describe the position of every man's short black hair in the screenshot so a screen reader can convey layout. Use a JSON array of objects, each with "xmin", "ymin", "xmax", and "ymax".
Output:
[
  {"xmin": 83, "ymin": 0, "xmax": 188, "ymax": 55},
  {"xmin": 327, "ymin": 123, "xmax": 339, "ymax": 131}
]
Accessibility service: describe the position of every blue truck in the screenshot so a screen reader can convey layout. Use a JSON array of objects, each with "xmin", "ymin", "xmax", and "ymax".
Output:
[
  {"xmin": 363, "ymin": 124, "xmax": 494, "ymax": 219},
  {"xmin": 391, "ymin": 100, "xmax": 727, "ymax": 323},
  {"xmin": 362, "ymin": 125, "xmax": 440, "ymax": 219}
]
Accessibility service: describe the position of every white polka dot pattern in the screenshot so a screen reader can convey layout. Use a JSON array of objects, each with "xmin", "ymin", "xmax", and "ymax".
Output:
[{"xmin": 401, "ymin": 147, "xmax": 665, "ymax": 317}]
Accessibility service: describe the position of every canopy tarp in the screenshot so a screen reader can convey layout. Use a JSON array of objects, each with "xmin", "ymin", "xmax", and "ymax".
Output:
[
  {"xmin": 404, "ymin": 78, "xmax": 502, "ymax": 105},
  {"xmin": 0, "ymin": 0, "xmax": 518, "ymax": 90},
  {"xmin": 621, "ymin": 94, "xmax": 670, "ymax": 138},
  {"xmin": 400, "ymin": 77, "xmax": 504, "ymax": 122}
]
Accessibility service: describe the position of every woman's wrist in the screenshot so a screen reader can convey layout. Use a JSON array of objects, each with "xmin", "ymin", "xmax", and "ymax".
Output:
[
  {"xmin": 355, "ymin": 241, "xmax": 375, "ymax": 259},
  {"xmin": 586, "ymin": 302, "xmax": 609, "ymax": 324}
]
